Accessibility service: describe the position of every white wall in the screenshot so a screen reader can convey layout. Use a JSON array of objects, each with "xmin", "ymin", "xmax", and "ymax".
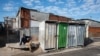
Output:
[
  {"xmin": 30, "ymin": 11, "xmax": 49, "ymax": 21},
  {"xmin": 39, "ymin": 21, "xmax": 45, "ymax": 52},
  {"xmin": 12, "ymin": 19, "xmax": 16, "ymax": 29},
  {"xmin": 82, "ymin": 20, "xmax": 89, "ymax": 38},
  {"xmin": 15, "ymin": 12, "xmax": 21, "ymax": 30}
]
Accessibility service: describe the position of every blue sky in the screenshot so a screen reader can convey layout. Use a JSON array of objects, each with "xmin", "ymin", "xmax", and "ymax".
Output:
[{"xmin": 0, "ymin": 0, "xmax": 100, "ymax": 22}]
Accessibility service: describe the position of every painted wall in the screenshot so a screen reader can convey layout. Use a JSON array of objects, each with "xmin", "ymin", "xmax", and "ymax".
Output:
[{"xmin": 89, "ymin": 27, "xmax": 100, "ymax": 37}]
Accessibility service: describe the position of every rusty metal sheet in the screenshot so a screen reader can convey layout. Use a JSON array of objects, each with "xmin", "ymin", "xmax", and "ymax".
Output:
[
  {"xmin": 49, "ymin": 14, "xmax": 72, "ymax": 22},
  {"xmin": 20, "ymin": 7, "xmax": 30, "ymax": 28}
]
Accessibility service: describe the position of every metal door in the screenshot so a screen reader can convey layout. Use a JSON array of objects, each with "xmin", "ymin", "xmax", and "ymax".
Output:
[
  {"xmin": 45, "ymin": 23, "xmax": 57, "ymax": 49},
  {"xmin": 58, "ymin": 23, "xmax": 67, "ymax": 48},
  {"xmin": 77, "ymin": 25, "xmax": 85, "ymax": 46},
  {"xmin": 68, "ymin": 25, "xmax": 77, "ymax": 47}
]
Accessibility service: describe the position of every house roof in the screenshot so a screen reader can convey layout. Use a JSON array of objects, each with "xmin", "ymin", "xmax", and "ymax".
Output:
[
  {"xmin": 16, "ymin": 7, "xmax": 73, "ymax": 20},
  {"xmin": 78, "ymin": 19, "xmax": 100, "ymax": 23}
]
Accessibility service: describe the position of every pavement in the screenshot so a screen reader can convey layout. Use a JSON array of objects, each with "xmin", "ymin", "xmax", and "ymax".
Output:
[
  {"xmin": 42, "ymin": 46, "xmax": 100, "ymax": 56},
  {"xmin": 0, "ymin": 42, "xmax": 100, "ymax": 56},
  {"xmin": 39, "ymin": 42, "xmax": 100, "ymax": 56},
  {"xmin": 38, "ymin": 48, "xmax": 82, "ymax": 56}
]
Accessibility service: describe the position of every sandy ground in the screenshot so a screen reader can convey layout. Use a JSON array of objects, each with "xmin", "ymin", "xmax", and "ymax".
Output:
[
  {"xmin": 0, "ymin": 43, "xmax": 43, "ymax": 56},
  {"xmin": 0, "ymin": 47, "xmax": 43, "ymax": 56}
]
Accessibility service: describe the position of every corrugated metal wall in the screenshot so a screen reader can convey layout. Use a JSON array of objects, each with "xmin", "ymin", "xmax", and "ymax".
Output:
[
  {"xmin": 20, "ymin": 27, "xmax": 39, "ymax": 36},
  {"xmin": 20, "ymin": 28, "xmax": 30, "ymax": 37},
  {"xmin": 30, "ymin": 11, "xmax": 49, "ymax": 21},
  {"xmin": 68, "ymin": 24, "xmax": 85, "ymax": 47},
  {"xmin": 68, "ymin": 25, "xmax": 77, "ymax": 47},
  {"xmin": 45, "ymin": 23, "xmax": 57, "ymax": 49},
  {"xmin": 30, "ymin": 20, "xmax": 39, "ymax": 37},
  {"xmin": 30, "ymin": 27, "xmax": 39, "ymax": 37},
  {"xmin": 77, "ymin": 25, "xmax": 85, "ymax": 46},
  {"xmin": 39, "ymin": 21, "xmax": 57, "ymax": 51}
]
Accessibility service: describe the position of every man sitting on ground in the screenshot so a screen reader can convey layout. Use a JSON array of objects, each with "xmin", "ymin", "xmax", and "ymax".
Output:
[{"xmin": 20, "ymin": 34, "xmax": 31, "ymax": 45}]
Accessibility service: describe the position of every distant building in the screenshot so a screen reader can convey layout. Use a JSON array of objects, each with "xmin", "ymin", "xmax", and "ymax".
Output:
[
  {"xmin": 4, "ymin": 17, "xmax": 20, "ymax": 43},
  {"xmin": 4, "ymin": 17, "xmax": 17, "ymax": 31},
  {"xmin": 79, "ymin": 19, "xmax": 100, "ymax": 38},
  {"xmin": 0, "ymin": 22, "xmax": 5, "ymax": 34}
]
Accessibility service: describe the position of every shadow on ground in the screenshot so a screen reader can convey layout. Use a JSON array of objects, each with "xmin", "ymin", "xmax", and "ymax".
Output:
[
  {"xmin": 84, "ymin": 38, "xmax": 94, "ymax": 46},
  {"xmin": 20, "ymin": 46, "xmax": 40, "ymax": 52}
]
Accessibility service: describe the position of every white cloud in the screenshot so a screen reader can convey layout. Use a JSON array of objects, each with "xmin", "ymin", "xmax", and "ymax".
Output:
[
  {"xmin": 33, "ymin": 0, "xmax": 100, "ymax": 18},
  {"xmin": 55, "ymin": 0, "xmax": 64, "ymax": 4},
  {"xmin": 33, "ymin": 5, "xmax": 70, "ymax": 17},
  {"xmin": 48, "ymin": 0, "xmax": 57, "ymax": 2},
  {"xmin": 80, "ymin": 0, "xmax": 100, "ymax": 13},
  {"xmin": 33, "ymin": 5, "xmax": 45, "ymax": 11},
  {"xmin": 22, "ymin": 0, "xmax": 33, "ymax": 6},
  {"xmin": 78, "ymin": 0, "xmax": 82, "ymax": 3},
  {"xmin": 96, "ymin": 0, "xmax": 100, "ymax": 4},
  {"xmin": 66, "ymin": 0, "xmax": 76, "ymax": 8},
  {"xmin": 22, "ymin": 0, "xmax": 41, "ymax": 6},
  {"xmin": 48, "ymin": 0, "xmax": 64, "ymax": 5},
  {"xmin": 3, "ymin": 1, "xmax": 17, "ymax": 11},
  {"xmin": 64, "ymin": 0, "xmax": 100, "ymax": 16},
  {"xmin": 3, "ymin": 3, "xmax": 13, "ymax": 11},
  {"xmin": 89, "ymin": 4, "xmax": 100, "ymax": 13},
  {"xmin": 83, "ymin": 0, "xmax": 94, "ymax": 6},
  {"xmin": 34, "ymin": 0, "xmax": 41, "ymax": 3},
  {"xmin": 69, "ymin": 7, "xmax": 92, "ymax": 16}
]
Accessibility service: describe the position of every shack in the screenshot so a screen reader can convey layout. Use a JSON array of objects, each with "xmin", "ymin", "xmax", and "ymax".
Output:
[{"xmin": 39, "ymin": 21, "xmax": 86, "ymax": 52}]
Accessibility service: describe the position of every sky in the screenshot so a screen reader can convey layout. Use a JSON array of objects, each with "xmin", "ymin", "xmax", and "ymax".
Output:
[{"xmin": 0, "ymin": 0, "xmax": 100, "ymax": 22}]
